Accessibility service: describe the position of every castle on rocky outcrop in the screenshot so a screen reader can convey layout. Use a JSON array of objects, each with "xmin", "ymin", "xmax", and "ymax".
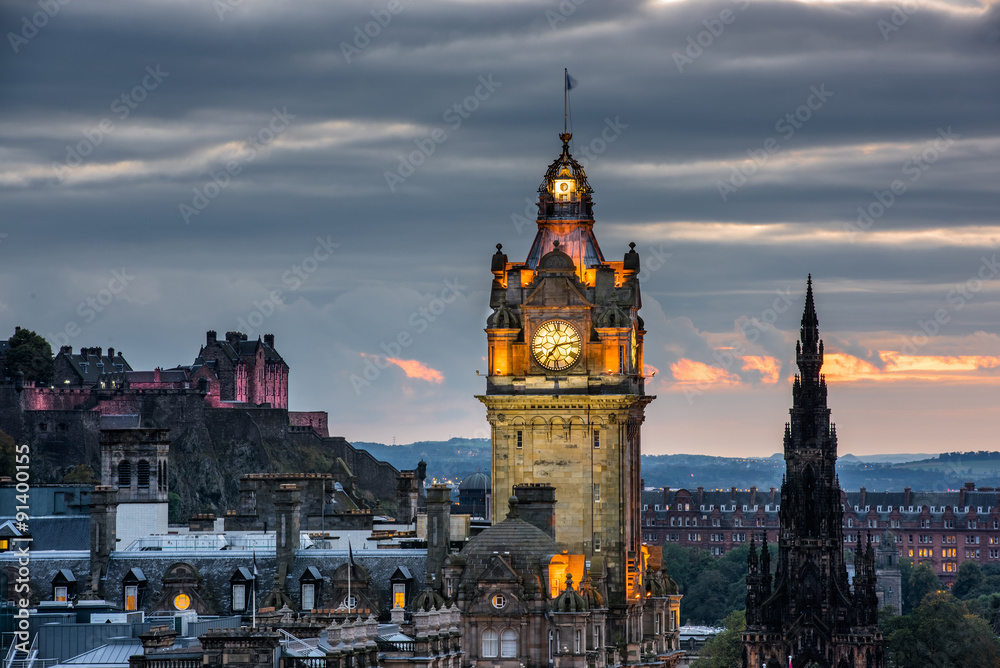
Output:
[{"xmin": 0, "ymin": 330, "xmax": 396, "ymax": 518}]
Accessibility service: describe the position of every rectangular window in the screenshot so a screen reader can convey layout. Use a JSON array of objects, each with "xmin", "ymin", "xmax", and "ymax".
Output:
[
  {"xmin": 575, "ymin": 629, "xmax": 582, "ymax": 654},
  {"xmin": 593, "ymin": 430, "xmax": 600, "ymax": 449},
  {"xmin": 54, "ymin": 586, "xmax": 67, "ymax": 602},
  {"xmin": 125, "ymin": 585, "xmax": 138, "ymax": 611},
  {"xmin": 516, "ymin": 430, "xmax": 523, "ymax": 449},
  {"xmin": 232, "ymin": 584, "xmax": 246, "ymax": 611},
  {"xmin": 301, "ymin": 583, "xmax": 315, "ymax": 611},
  {"xmin": 594, "ymin": 484, "xmax": 601, "ymax": 503},
  {"xmin": 619, "ymin": 345, "xmax": 626, "ymax": 373},
  {"xmin": 393, "ymin": 583, "xmax": 406, "ymax": 609},
  {"xmin": 594, "ymin": 532, "xmax": 601, "ymax": 552}
]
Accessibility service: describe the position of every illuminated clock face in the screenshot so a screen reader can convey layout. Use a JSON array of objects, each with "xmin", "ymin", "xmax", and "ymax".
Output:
[
  {"xmin": 559, "ymin": 182, "xmax": 569, "ymax": 192},
  {"xmin": 531, "ymin": 320, "xmax": 582, "ymax": 371},
  {"xmin": 173, "ymin": 593, "xmax": 191, "ymax": 611}
]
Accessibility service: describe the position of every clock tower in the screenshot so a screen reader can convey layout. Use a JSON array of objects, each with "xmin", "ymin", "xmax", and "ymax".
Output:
[{"xmin": 478, "ymin": 132, "xmax": 654, "ymax": 639}]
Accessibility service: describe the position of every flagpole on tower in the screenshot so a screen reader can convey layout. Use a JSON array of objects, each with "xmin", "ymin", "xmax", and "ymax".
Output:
[{"xmin": 563, "ymin": 69, "xmax": 577, "ymax": 137}]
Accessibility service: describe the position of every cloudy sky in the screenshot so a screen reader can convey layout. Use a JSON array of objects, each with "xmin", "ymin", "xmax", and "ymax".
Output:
[{"xmin": 1, "ymin": 0, "xmax": 998, "ymax": 457}]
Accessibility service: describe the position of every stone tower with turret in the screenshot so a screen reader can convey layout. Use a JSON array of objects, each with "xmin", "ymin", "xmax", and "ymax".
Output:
[{"xmin": 478, "ymin": 131, "xmax": 653, "ymax": 649}]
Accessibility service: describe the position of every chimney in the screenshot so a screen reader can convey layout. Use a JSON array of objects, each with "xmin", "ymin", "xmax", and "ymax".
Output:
[
  {"xmin": 769, "ymin": 487, "xmax": 776, "ymax": 503},
  {"xmin": 663, "ymin": 486, "xmax": 671, "ymax": 507},
  {"xmin": 60, "ymin": 346, "xmax": 72, "ymax": 355},
  {"xmin": 731, "ymin": 486, "xmax": 737, "ymax": 501},
  {"xmin": 273, "ymin": 483, "xmax": 301, "ymax": 592},
  {"xmin": 95, "ymin": 347, "xmax": 103, "ymax": 358},
  {"xmin": 750, "ymin": 486, "xmax": 757, "ymax": 506},
  {"xmin": 86, "ymin": 486, "xmax": 118, "ymax": 597},
  {"xmin": 513, "ymin": 483, "xmax": 556, "ymax": 541},
  {"xmin": 138, "ymin": 626, "xmax": 178, "ymax": 654},
  {"xmin": 264, "ymin": 334, "xmax": 275, "ymax": 349},
  {"xmin": 697, "ymin": 486, "xmax": 704, "ymax": 506},
  {"xmin": 14, "ymin": 326, "xmax": 20, "ymax": 334},
  {"xmin": 859, "ymin": 487, "xmax": 866, "ymax": 507},
  {"xmin": 153, "ymin": 368, "xmax": 161, "ymax": 383},
  {"xmin": 426, "ymin": 484, "xmax": 451, "ymax": 586},
  {"xmin": 207, "ymin": 330, "xmax": 217, "ymax": 345},
  {"xmin": 904, "ymin": 487, "xmax": 911, "ymax": 506},
  {"xmin": 108, "ymin": 347, "xmax": 114, "ymax": 359}
]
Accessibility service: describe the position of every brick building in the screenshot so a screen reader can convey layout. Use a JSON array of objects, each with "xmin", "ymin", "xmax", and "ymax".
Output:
[{"xmin": 641, "ymin": 481, "xmax": 1000, "ymax": 585}]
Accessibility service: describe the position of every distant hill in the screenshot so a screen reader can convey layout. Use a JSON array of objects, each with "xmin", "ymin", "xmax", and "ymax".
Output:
[{"xmin": 351, "ymin": 439, "xmax": 1000, "ymax": 492}]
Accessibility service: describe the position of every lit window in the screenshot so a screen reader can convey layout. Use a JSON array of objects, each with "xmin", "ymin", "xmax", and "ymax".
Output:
[
  {"xmin": 482, "ymin": 629, "xmax": 499, "ymax": 658},
  {"xmin": 501, "ymin": 629, "xmax": 517, "ymax": 657},
  {"xmin": 393, "ymin": 583, "xmax": 406, "ymax": 609},
  {"xmin": 54, "ymin": 586, "xmax": 67, "ymax": 602},
  {"xmin": 492, "ymin": 594, "xmax": 506, "ymax": 609},
  {"xmin": 125, "ymin": 585, "xmax": 138, "ymax": 611}
]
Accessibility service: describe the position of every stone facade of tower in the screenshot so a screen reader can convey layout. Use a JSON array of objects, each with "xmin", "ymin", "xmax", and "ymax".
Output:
[
  {"xmin": 478, "ymin": 132, "xmax": 655, "ymax": 652},
  {"xmin": 743, "ymin": 278, "xmax": 883, "ymax": 668}
]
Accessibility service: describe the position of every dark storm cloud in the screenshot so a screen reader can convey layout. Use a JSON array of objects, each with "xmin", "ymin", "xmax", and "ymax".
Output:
[{"xmin": 0, "ymin": 0, "xmax": 998, "ymax": 452}]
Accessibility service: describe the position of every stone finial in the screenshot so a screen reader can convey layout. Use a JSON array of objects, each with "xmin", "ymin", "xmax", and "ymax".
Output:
[{"xmin": 507, "ymin": 495, "xmax": 520, "ymax": 519}]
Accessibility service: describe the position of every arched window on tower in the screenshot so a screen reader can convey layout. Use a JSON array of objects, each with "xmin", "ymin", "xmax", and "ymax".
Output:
[
  {"xmin": 137, "ymin": 460, "xmax": 150, "ymax": 488},
  {"xmin": 482, "ymin": 629, "xmax": 499, "ymax": 658},
  {"xmin": 500, "ymin": 629, "xmax": 517, "ymax": 658},
  {"xmin": 118, "ymin": 461, "xmax": 131, "ymax": 488}
]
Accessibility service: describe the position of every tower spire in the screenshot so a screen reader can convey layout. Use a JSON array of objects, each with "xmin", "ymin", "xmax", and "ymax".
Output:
[{"xmin": 796, "ymin": 274, "xmax": 823, "ymax": 384}]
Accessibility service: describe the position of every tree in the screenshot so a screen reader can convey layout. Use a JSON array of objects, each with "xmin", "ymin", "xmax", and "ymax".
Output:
[
  {"xmin": 61, "ymin": 464, "xmax": 98, "ymax": 484},
  {"xmin": 3, "ymin": 327, "xmax": 54, "ymax": 384},
  {"xmin": 954, "ymin": 560, "xmax": 986, "ymax": 599},
  {"xmin": 691, "ymin": 609, "xmax": 745, "ymax": 668},
  {"xmin": 905, "ymin": 562, "xmax": 942, "ymax": 614},
  {"xmin": 885, "ymin": 591, "xmax": 1000, "ymax": 667}
]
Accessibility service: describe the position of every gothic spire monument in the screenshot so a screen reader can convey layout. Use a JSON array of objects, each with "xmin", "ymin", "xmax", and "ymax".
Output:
[
  {"xmin": 743, "ymin": 277, "xmax": 883, "ymax": 668},
  {"xmin": 477, "ymin": 131, "xmax": 663, "ymax": 656}
]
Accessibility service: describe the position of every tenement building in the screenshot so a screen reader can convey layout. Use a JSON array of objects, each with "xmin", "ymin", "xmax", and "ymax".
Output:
[
  {"xmin": 477, "ymin": 131, "xmax": 679, "ymax": 663},
  {"xmin": 742, "ymin": 278, "xmax": 882, "ymax": 668},
  {"xmin": 640, "ymin": 482, "xmax": 1000, "ymax": 587}
]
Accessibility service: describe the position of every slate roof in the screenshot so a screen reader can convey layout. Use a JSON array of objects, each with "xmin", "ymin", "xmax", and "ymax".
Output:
[
  {"xmin": 60, "ymin": 350, "xmax": 132, "ymax": 384},
  {"xmin": 12, "ymin": 516, "xmax": 91, "ymax": 551},
  {"xmin": 62, "ymin": 637, "xmax": 142, "ymax": 666}
]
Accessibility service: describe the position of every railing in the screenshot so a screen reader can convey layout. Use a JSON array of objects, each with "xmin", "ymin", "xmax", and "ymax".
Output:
[
  {"xmin": 279, "ymin": 657, "xmax": 326, "ymax": 668},
  {"xmin": 141, "ymin": 659, "xmax": 200, "ymax": 668},
  {"xmin": 375, "ymin": 639, "xmax": 414, "ymax": 652}
]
